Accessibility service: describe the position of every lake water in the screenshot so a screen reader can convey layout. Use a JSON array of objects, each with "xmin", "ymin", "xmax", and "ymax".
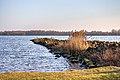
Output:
[{"xmin": 0, "ymin": 36, "xmax": 120, "ymax": 73}]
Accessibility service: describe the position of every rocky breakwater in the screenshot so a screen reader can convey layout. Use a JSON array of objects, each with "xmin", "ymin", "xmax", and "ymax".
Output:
[
  {"xmin": 30, "ymin": 31, "xmax": 120, "ymax": 69},
  {"xmin": 31, "ymin": 37, "xmax": 120, "ymax": 69},
  {"xmin": 87, "ymin": 40, "xmax": 120, "ymax": 52}
]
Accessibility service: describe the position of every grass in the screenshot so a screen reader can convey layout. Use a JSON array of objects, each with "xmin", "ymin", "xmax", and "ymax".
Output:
[
  {"xmin": 0, "ymin": 66, "xmax": 120, "ymax": 80},
  {"xmin": 90, "ymin": 48, "xmax": 120, "ymax": 67},
  {"xmin": 63, "ymin": 30, "xmax": 89, "ymax": 53}
]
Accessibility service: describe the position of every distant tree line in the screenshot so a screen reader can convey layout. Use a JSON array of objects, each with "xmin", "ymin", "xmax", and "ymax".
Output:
[
  {"xmin": 0, "ymin": 29, "xmax": 120, "ymax": 36},
  {"xmin": 0, "ymin": 30, "xmax": 71, "ymax": 36},
  {"xmin": 86, "ymin": 29, "xmax": 120, "ymax": 36}
]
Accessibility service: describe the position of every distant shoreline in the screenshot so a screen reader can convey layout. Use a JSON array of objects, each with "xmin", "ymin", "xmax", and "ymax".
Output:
[
  {"xmin": 0, "ymin": 30, "xmax": 120, "ymax": 36},
  {"xmin": 0, "ymin": 34, "xmax": 120, "ymax": 36}
]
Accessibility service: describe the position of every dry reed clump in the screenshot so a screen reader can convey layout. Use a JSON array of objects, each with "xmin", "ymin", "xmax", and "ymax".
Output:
[
  {"xmin": 63, "ymin": 30, "xmax": 89, "ymax": 53},
  {"xmin": 91, "ymin": 48, "xmax": 120, "ymax": 66}
]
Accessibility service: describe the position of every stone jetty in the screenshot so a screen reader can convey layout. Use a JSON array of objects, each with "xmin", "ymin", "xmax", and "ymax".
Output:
[{"xmin": 31, "ymin": 38, "xmax": 120, "ymax": 69}]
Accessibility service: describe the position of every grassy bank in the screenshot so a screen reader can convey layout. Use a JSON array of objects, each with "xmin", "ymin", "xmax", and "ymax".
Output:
[{"xmin": 0, "ymin": 66, "xmax": 120, "ymax": 80}]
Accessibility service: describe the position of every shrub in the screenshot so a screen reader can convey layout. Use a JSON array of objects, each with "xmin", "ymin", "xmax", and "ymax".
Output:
[
  {"xmin": 63, "ymin": 30, "xmax": 89, "ymax": 53},
  {"xmin": 90, "ymin": 48, "xmax": 120, "ymax": 67}
]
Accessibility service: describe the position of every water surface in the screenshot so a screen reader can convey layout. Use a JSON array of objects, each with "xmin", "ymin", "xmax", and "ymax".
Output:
[
  {"xmin": 0, "ymin": 35, "xmax": 120, "ymax": 73},
  {"xmin": 0, "ymin": 36, "xmax": 69, "ymax": 73}
]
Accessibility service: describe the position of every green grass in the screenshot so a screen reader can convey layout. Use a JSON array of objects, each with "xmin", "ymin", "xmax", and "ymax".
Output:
[{"xmin": 0, "ymin": 66, "xmax": 120, "ymax": 80}]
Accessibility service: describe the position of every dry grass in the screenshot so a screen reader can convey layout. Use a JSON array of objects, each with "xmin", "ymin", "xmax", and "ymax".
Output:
[
  {"xmin": 31, "ymin": 31, "xmax": 89, "ymax": 53},
  {"xmin": 63, "ymin": 30, "xmax": 89, "ymax": 53},
  {"xmin": 90, "ymin": 48, "xmax": 120, "ymax": 66},
  {"xmin": 0, "ymin": 66, "xmax": 120, "ymax": 80}
]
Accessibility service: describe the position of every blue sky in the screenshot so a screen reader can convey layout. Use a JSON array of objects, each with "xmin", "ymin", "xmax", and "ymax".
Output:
[{"xmin": 0, "ymin": 0, "xmax": 120, "ymax": 31}]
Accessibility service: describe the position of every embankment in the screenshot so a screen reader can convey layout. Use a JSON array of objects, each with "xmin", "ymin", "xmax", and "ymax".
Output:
[{"xmin": 31, "ymin": 38, "xmax": 120, "ymax": 68}]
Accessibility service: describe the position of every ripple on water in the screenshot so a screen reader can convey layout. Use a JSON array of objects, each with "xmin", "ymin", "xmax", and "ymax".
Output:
[{"xmin": 0, "ymin": 36, "xmax": 70, "ymax": 73}]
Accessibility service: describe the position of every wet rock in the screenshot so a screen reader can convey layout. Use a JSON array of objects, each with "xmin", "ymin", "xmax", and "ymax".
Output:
[
  {"xmin": 55, "ymin": 54, "xmax": 61, "ymax": 58},
  {"xmin": 69, "ymin": 57, "xmax": 79, "ymax": 63},
  {"xmin": 83, "ymin": 58, "xmax": 95, "ymax": 68}
]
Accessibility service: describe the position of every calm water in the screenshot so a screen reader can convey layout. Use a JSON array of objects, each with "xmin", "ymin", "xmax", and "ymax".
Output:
[
  {"xmin": 0, "ymin": 36, "xmax": 120, "ymax": 73},
  {"xmin": 87, "ymin": 36, "xmax": 120, "ymax": 42}
]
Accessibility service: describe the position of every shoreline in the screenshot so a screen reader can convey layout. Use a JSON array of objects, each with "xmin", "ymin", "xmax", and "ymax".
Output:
[
  {"xmin": 31, "ymin": 38, "xmax": 120, "ymax": 69},
  {"xmin": 1, "ymin": 34, "xmax": 120, "ymax": 36}
]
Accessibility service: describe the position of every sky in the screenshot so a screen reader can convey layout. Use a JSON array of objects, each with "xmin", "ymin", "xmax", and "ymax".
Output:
[{"xmin": 0, "ymin": 0, "xmax": 120, "ymax": 31}]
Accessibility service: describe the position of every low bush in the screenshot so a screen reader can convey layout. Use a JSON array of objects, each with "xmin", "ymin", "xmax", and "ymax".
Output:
[
  {"xmin": 63, "ymin": 30, "xmax": 89, "ymax": 53},
  {"xmin": 90, "ymin": 48, "xmax": 120, "ymax": 67}
]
